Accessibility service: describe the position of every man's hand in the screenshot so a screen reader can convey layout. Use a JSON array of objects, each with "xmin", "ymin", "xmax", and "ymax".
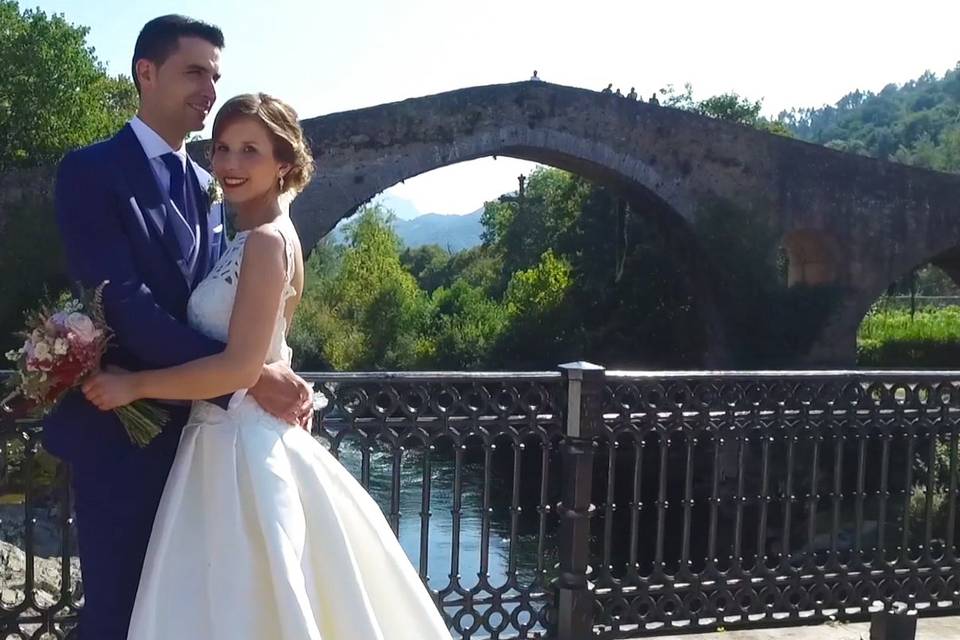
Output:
[{"xmin": 247, "ymin": 362, "xmax": 314, "ymax": 430}]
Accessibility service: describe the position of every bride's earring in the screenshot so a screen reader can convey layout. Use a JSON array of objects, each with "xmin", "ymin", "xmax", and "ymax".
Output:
[{"xmin": 278, "ymin": 174, "xmax": 285, "ymax": 192}]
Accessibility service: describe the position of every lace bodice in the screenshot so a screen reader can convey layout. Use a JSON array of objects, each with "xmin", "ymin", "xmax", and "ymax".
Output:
[{"xmin": 187, "ymin": 216, "xmax": 297, "ymax": 367}]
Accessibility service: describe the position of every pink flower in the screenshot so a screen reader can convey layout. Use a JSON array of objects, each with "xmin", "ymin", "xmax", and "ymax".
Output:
[
  {"xmin": 45, "ymin": 312, "xmax": 68, "ymax": 334},
  {"xmin": 65, "ymin": 313, "xmax": 98, "ymax": 345}
]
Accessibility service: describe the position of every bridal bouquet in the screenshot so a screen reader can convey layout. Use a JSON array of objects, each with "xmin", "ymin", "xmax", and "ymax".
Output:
[{"xmin": 2, "ymin": 282, "xmax": 167, "ymax": 447}]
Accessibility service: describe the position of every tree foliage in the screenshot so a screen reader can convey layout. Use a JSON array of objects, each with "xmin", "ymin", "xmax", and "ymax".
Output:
[
  {"xmin": 0, "ymin": 2, "xmax": 138, "ymax": 170},
  {"xmin": 0, "ymin": 3, "xmax": 137, "ymax": 353},
  {"xmin": 778, "ymin": 63, "xmax": 960, "ymax": 172}
]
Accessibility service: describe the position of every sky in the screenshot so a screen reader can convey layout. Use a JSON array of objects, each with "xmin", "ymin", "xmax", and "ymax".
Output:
[{"xmin": 25, "ymin": 0, "xmax": 960, "ymax": 216}]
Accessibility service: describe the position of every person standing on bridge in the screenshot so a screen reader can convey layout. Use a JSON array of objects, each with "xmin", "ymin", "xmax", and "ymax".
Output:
[
  {"xmin": 47, "ymin": 14, "xmax": 315, "ymax": 639},
  {"xmin": 85, "ymin": 93, "xmax": 451, "ymax": 640},
  {"xmin": 54, "ymin": 13, "xmax": 449, "ymax": 640}
]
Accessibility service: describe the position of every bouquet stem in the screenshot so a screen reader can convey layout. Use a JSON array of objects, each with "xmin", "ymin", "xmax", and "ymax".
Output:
[
  {"xmin": 0, "ymin": 389, "xmax": 19, "ymax": 413},
  {"xmin": 115, "ymin": 401, "xmax": 168, "ymax": 447}
]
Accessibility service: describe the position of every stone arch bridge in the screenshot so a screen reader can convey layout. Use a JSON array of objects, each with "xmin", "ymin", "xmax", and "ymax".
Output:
[
  {"xmin": 284, "ymin": 81, "xmax": 960, "ymax": 367},
  {"xmin": 3, "ymin": 81, "xmax": 959, "ymax": 367}
]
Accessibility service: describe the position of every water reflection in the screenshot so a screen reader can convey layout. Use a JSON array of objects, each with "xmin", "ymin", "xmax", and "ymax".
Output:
[{"xmin": 332, "ymin": 437, "xmax": 560, "ymax": 592}]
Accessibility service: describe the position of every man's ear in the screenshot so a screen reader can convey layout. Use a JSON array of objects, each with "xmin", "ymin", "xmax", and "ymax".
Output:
[{"xmin": 135, "ymin": 58, "xmax": 157, "ymax": 90}]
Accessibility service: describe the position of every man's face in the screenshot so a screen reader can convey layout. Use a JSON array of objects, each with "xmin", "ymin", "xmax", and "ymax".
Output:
[{"xmin": 138, "ymin": 36, "xmax": 221, "ymax": 136}]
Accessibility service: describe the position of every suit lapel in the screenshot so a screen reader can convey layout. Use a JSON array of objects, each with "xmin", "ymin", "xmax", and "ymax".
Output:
[{"xmin": 114, "ymin": 125, "xmax": 193, "ymax": 289}]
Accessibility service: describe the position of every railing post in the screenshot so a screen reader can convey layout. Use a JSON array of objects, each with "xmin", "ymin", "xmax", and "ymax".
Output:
[
  {"xmin": 870, "ymin": 602, "xmax": 918, "ymax": 640},
  {"xmin": 555, "ymin": 362, "xmax": 604, "ymax": 640}
]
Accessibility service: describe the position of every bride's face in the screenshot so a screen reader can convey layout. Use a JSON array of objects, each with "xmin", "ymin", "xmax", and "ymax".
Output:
[{"xmin": 211, "ymin": 116, "xmax": 289, "ymax": 206}]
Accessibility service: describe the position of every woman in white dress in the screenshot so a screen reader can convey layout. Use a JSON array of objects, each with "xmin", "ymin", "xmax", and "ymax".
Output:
[{"xmin": 82, "ymin": 93, "xmax": 451, "ymax": 640}]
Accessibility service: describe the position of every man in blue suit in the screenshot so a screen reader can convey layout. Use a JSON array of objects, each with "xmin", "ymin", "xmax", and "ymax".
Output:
[{"xmin": 45, "ymin": 15, "xmax": 314, "ymax": 639}]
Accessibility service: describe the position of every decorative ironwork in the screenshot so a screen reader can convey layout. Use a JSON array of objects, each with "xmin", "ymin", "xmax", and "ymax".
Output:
[
  {"xmin": 1, "ymin": 371, "xmax": 565, "ymax": 640},
  {"xmin": 592, "ymin": 370, "xmax": 960, "ymax": 637},
  {"xmin": 2, "ymin": 368, "xmax": 960, "ymax": 639},
  {"xmin": 0, "ymin": 414, "xmax": 80, "ymax": 639},
  {"xmin": 309, "ymin": 372, "xmax": 564, "ymax": 639}
]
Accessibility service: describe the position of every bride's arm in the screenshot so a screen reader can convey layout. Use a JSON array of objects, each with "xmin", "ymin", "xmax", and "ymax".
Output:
[{"xmin": 82, "ymin": 227, "xmax": 288, "ymax": 408}]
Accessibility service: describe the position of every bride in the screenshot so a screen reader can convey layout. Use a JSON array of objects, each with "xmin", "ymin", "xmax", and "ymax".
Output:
[{"xmin": 82, "ymin": 93, "xmax": 451, "ymax": 640}]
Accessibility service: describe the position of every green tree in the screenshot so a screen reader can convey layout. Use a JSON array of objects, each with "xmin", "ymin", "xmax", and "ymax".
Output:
[
  {"xmin": 893, "ymin": 129, "xmax": 960, "ymax": 173},
  {"xmin": 0, "ymin": 199, "xmax": 69, "ymax": 354},
  {"xmin": 288, "ymin": 238, "xmax": 343, "ymax": 370},
  {"xmin": 400, "ymin": 244, "xmax": 453, "ymax": 293},
  {"xmin": 0, "ymin": 2, "xmax": 138, "ymax": 170},
  {"xmin": 445, "ymin": 246, "xmax": 501, "ymax": 294},
  {"xmin": 0, "ymin": 3, "xmax": 138, "ymax": 353},
  {"xmin": 491, "ymin": 249, "xmax": 580, "ymax": 367},
  {"xmin": 481, "ymin": 167, "xmax": 590, "ymax": 284},
  {"xmin": 696, "ymin": 92, "xmax": 763, "ymax": 124},
  {"xmin": 429, "ymin": 281, "xmax": 508, "ymax": 368},
  {"xmin": 657, "ymin": 83, "xmax": 790, "ymax": 134},
  {"xmin": 293, "ymin": 206, "xmax": 432, "ymax": 370},
  {"xmin": 503, "ymin": 249, "xmax": 572, "ymax": 318},
  {"xmin": 779, "ymin": 63, "xmax": 960, "ymax": 169}
]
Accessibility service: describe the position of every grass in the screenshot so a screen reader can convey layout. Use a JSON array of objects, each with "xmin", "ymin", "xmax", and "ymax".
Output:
[
  {"xmin": 858, "ymin": 305, "xmax": 960, "ymax": 367},
  {"xmin": 859, "ymin": 305, "xmax": 960, "ymax": 342}
]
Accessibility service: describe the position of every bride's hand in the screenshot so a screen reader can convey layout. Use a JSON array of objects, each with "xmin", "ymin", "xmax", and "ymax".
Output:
[{"xmin": 82, "ymin": 370, "xmax": 142, "ymax": 411}]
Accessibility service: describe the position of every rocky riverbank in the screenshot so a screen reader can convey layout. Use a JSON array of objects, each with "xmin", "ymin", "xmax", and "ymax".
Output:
[{"xmin": 0, "ymin": 540, "xmax": 81, "ymax": 608}]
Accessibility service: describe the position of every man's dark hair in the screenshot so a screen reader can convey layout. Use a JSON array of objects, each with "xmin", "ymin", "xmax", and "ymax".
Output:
[{"xmin": 131, "ymin": 15, "xmax": 224, "ymax": 94}]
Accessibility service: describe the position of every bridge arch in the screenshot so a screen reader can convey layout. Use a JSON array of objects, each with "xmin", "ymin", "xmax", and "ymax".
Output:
[{"xmin": 286, "ymin": 82, "xmax": 745, "ymax": 251}]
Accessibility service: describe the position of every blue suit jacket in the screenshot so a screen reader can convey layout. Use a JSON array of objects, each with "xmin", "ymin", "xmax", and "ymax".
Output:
[{"xmin": 44, "ymin": 124, "xmax": 228, "ymax": 464}]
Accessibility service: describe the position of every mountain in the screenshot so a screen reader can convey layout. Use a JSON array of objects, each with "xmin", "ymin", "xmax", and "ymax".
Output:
[
  {"xmin": 374, "ymin": 193, "xmax": 421, "ymax": 220},
  {"xmin": 392, "ymin": 208, "xmax": 483, "ymax": 251},
  {"xmin": 331, "ymin": 207, "xmax": 485, "ymax": 251}
]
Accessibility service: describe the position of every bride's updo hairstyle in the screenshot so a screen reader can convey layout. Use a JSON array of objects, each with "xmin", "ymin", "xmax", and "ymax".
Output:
[{"xmin": 211, "ymin": 93, "xmax": 315, "ymax": 194}]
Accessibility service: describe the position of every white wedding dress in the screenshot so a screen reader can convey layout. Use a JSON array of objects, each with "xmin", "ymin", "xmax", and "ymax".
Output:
[{"xmin": 127, "ymin": 215, "xmax": 451, "ymax": 640}]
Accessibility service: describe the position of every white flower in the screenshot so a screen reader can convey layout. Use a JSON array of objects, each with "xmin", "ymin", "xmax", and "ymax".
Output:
[
  {"xmin": 53, "ymin": 338, "xmax": 69, "ymax": 356},
  {"xmin": 34, "ymin": 342, "xmax": 51, "ymax": 360},
  {"xmin": 66, "ymin": 312, "xmax": 98, "ymax": 344},
  {"xmin": 5, "ymin": 348, "xmax": 21, "ymax": 362},
  {"xmin": 207, "ymin": 179, "xmax": 223, "ymax": 205}
]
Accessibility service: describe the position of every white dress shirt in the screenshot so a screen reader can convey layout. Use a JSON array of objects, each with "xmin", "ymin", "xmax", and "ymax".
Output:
[{"xmin": 128, "ymin": 117, "xmax": 201, "ymax": 251}]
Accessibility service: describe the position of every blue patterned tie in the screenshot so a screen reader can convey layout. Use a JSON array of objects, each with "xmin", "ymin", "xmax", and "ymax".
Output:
[{"xmin": 160, "ymin": 152, "xmax": 199, "ymax": 274}]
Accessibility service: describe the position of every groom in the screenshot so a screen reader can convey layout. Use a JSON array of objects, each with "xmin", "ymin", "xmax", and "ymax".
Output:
[{"xmin": 45, "ymin": 15, "xmax": 314, "ymax": 639}]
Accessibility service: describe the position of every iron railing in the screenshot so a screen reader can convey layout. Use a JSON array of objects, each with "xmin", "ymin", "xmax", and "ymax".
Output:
[{"xmin": 2, "ymin": 367, "xmax": 960, "ymax": 639}]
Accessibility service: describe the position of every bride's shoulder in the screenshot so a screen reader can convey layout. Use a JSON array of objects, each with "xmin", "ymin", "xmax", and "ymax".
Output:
[
  {"xmin": 239, "ymin": 224, "xmax": 285, "ymax": 264},
  {"xmin": 244, "ymin": 223, "xmax": 284, "ymax": 249},
  {"xmin": 244, "ymin": 219, "xmax": 298, "ymax": 260}
]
